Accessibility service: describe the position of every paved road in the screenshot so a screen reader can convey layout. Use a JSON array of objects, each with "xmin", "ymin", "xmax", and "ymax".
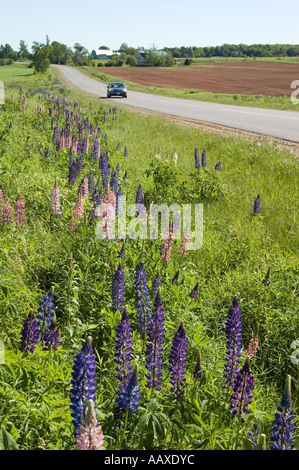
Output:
[{"xmin": 53, "ymin": 65, "xmax": 299, "ymax": 143}]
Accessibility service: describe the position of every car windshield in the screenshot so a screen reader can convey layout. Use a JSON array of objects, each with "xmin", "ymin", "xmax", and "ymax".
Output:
[{"xmin": 109, "ymin": 83, "xmax": 125, "ymax": 88}]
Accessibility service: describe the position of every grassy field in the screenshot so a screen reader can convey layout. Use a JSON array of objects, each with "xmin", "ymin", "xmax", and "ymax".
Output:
[{"xmin": 0, "ymin": 64, "xmax": 298, "ymax": 450}]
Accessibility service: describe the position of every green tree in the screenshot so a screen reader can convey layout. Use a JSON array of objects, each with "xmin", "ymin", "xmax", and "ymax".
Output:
[
  {"xmin": 32, "ymin": 44, "xmax": 50, "ymax": 73},
  {"xmin": 18, "ymin": 40, "xmax": 30, "ymax": 60}
]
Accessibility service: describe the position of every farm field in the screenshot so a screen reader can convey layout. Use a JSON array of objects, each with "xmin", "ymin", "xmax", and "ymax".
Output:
[
  {"xmin": 0, "ymin": 64, "xmax": 298, "ymax": 451},
  {"xmin": 92, "ymin": 62, "xmax": 298, "ymax": 96},
  {"xmin": 89, "ymin": 61, "xmax": 299, "ymax": 111}
]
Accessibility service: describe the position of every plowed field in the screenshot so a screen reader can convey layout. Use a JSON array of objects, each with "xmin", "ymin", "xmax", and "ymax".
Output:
[{"xmin": 92, "ymin": 62, "xmax": 299, "ymax": 96}]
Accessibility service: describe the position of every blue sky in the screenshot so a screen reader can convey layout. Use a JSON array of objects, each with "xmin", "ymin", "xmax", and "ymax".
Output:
[{"xmin": 1, "ymin": 0, "xmax": 299, "ymax": 53}]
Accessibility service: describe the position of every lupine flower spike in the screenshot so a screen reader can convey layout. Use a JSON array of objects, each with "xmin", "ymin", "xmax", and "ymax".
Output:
[
  {"xmin": 51, "ymin": 180, "xmax": 63, "ymax": 217},
  {"xmin": 231, "ymin": 357, "xmax": 254, "ymax": 421},
  {"xmin": 112, "ymin": 263, "xmax": 125, "ymax": 313},
  {"xmin": 270, "ymin": 375, "xmax": 294, "ymax": 450},
  {"xmin": 76, "ymin": 399, "xmax": 104, "ymax": 450},
  {"xmin": 145, "ymin": 289, "xmax": 165, "ymax": 390},
  {"xmin": 43, "ymin": 313, "xmax": 60, "ymax": 351},
  {"xmin": 15, "ymin": 194, "xmax": 26, "ymax": 226},
  {"xmin": 169, "ymin": 322, "xmax": 188, "ymax": 399},
  {"xmin": 118, "ymin": 365, "xmax": 141, "ymax": 412},
  {"xmin": 254, "ymin": 194, "xmax": 261, "ymax": 214},
  {"xmin": 70, "ymin": 336, "xmax": 97, "ymax": 435},
  {"xmin": 36, "ymin": 288, "xmax": 55, "ymax": 343},
  {"xmin": 19, "ymin": 310, "xmax": 38, "ymax": 354},
  {"xmin": 224, "ymin": 297, "xmax": 242, "ymax": 389},
  {"xmin": 115, "ymin": 307, "xmax": 133, "ymax": 415}
]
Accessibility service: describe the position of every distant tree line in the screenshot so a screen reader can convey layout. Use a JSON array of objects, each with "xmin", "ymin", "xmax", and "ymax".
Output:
[
  {"xmin": 164, "ymin": 43, "xmax": 299, "ymax": 58},
  {"xmin": 1, "ymin": 40, "xmax": 299, "ymax": 73}
]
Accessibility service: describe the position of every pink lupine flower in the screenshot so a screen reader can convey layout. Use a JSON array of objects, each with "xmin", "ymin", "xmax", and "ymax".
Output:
[
  {"xmin": 96, "ymin": 186, "xmax": 116, "ymax": 240},
  {"xmin": 51, "ymin": 180, "xmax": 63, "ymax": 217},
  {"xmin": 0, "ymin": 198, "xmax": 13, "ymax": 224},
  {"xmin": 243, "ymin": 332, "xmax": 259, "ymax": 358},
  {"xmin": 70, "ymin": 191, "xmax": 85, "ymax": 234},
  {"xmin": 178, "ymin": 235, "xmax": 190, "ymax": 256},
  {"xmin": 75, "ymin": 400, "xmax": 104, "ymax": 450},
  {"xmin": 160, "ymin": 225, "xmax": 174, "ymax": 262},
  {"xmin": 22, "ymin": 103, "xmax": 26, "ymax": 114},
  {"xmin": 15, "ymin": 194, "xmax": 26, "ymax": 227}
]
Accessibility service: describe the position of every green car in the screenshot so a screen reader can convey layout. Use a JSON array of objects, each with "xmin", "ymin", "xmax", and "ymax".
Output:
[{"xmin": 107, "ymin": 82, "xmax": 127, "ymax": 98}]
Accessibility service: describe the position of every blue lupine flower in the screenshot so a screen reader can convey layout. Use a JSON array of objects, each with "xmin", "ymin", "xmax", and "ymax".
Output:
[
  {"xmin": 115, "ymin": 307, "xmax": 133, "ymax": 412},
  {"xmin": 36, "ymin": 288, "xmax": 55, "ymax": 342},
  {"xmin": 215, "ymin": 161, "xmax": 222, "ymax": 170},
  {"xmin": 19, "ymin": 310, "xmax": 38, "ymax": 354},
  {"xmin": 254, "ymin": 194, "xmax": 261, "ymax": 214},
  {"xmin": 231, "ymin": 357, "xmax": 254, "ymax": 421},
  {"xmin": 118, "ymin": 244, "xmax": 126, "ymax": 259},
  {"xmin": 270, "ymin": 375, "xmax": 294, "ymax": 450},
  {"xmin": 224, "ymin": 297, "xmax": 242, "ymax": 389},
  {"xmin": 145, "ymin": 290, "xmax": 165, "ymax": 390},
  {"xmin": 194, "ymin": 147, "xmax": 200, "ymax": 169},
  {"xmin": 99, "ymin": 152, "xmax": 109, "ymax": 188},
  {"xmin": 70, "ymin": 337, "xmax": 97, "ymax": 435},
  {"xmin": 118, "ymin": 366, "xmax": 140, "ymax": 412},
  {"xmin": 43, "ymin": 315, "xmax": 59, "ymax": 351},
  {"xmin": 169, "ymin": 322, "xmax": 188, "ymax": 399},
  {"xmin": 201, "ymin": 150, "xmax": 207, "ymax": 167},
  {"xmin": 112, "ymin": 263, "xmax": 125, "ymax": 313},
  {"xmin": 135, "ymin": 262, "xmax": 151, "ymax": 333}
]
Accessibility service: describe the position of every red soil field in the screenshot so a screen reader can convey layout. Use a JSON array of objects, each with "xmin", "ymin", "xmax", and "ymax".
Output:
[{"xmin": 92, "ymin": 62, "xmax": 299, "ymax": 96}]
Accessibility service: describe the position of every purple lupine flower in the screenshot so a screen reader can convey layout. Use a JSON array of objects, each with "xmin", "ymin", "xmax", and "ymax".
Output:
[
  {"xmin": 136, "ymin": 184, "xmax": 144, "ymax": 205},
  {"xmin": 124, "ymin": 146, "xmax": 128, "ymax": 157},
  {"xmin": 118, "ymin": 366, "xmax": 141, "ymax": 413},
  {"xmin": 52, "ymin": 125, "xmax": 59, "ymax": 145},
  {"xmin": 189, "ymin": 282, "xmax": 199, "ymax": 299},
  {"xmin": 70, "ymin": 336, "xmax": 97, "ymax": 435},
  {"xmin": 43, "ymin": 315, "xmax": 60, "ymax": 351},
  {"xmin": 151, "ymin": 272, "xmax": 162, "ymax": 297},
  {"xmin": 15, "ymin": 194, "xmax": 26, "ymax": 226},
  {"xmin": 145, "ymin": 290, "xmax": 165, "ymax": 390},
  {"xmin": 169, "ymin": 322, "xmax": 188, "ymax": 399},
  {"xmin": 110, "ymin": 172, "xmax": 118, "ymax": 195},
  {"xmin": 254, "ymin": 194, "xmax": 261, "ymax": 214},
  {"xmin": 248, "ymin": 423, "xmax": 260, "ymax": 450},
  {"xmin": 193, "ymin": 350, "xmax": 202, "ymax": 379},
  {"xmin": 194, "ymin": 147, "xmax": 200, "ymax": 169},
  {"xmin": 215, "ymin": 161, "xmax": 222, "ymax": 171},
  {"xmin": 99, "ymin": 152, "xmax": 109, "ymax": 188},
  {"xmin": 231, "ymin": 357, "xmax": 254, "ymax": 421},
  {"xmin": 0, "ymin": 198, "xmax": 13, "ymax": 224},
  {"xmin": 69, "ymin": 161, "xmax": 77, "ymax": 185},
  {"xmin": 262, "ymin": 267, "xmax": 270, "ymax": 286},
  {"xmin": 201, "ymin": 150, "xmax": 207, "ymax": 167},
  {"xmin": 91, "ymin": 136, "xmax": 100, "ymax": 161},
  {"xmin": 115, "ymin": 307, "xmax": 133, "ymax": 413},
  {"xmin": 112, "ymin": 263, "xmax": 125, "ymax": 312},
  {"xmin": 135, "ymin": 262, "xmax": 151, "ymax": 333},
  {"xmin": 224, "ymin": 297, "xmax": 242, "ymax": 389},
  {"xmin": 76, "ymin": 157, "xmax": 83, "ymax": 176},
  {"xmin": 270, "ymin": 375, "xmax": 294, "ymax": 450},
  {"xmin": 36, "ymin": 288, "xmax": 55, "ymax": 342},
  {"xmin": 19, "ymin": 310, "xmax": 38, "ymax": 354}
]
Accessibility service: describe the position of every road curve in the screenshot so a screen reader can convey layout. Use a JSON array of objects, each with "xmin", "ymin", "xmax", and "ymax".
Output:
[{"xmin": 53, "ymin": 65, "xmax": 299, "ymax": 143}]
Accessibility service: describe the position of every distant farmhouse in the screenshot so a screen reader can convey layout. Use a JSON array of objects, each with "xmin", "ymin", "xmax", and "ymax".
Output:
[{"xmin": 91, "ymin": 49, "xmax": 120, "ymax": 60}]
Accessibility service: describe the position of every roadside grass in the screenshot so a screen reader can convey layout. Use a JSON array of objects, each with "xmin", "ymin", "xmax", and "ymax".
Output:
[
  {"xmin": 82, "ymin": 66, "xmax": 299, "ymax": 112},
  {"xmin": 0, "ymin": 64, "xmax": 298, "ymax": 449}
]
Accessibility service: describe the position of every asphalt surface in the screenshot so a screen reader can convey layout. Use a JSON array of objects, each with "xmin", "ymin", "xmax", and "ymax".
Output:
[{"xmin": 53, "ymin": 65, "xmax": 299, "ymax": 143}]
